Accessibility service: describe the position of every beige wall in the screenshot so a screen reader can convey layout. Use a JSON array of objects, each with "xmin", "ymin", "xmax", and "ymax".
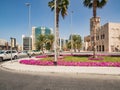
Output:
[
  {"xmin": 96, "ymin": 23, "xmax": 109, "ymax": 52},
  {"xmin": 108, "ymin": 23, "xmax": 120, "ymax": 52},
  {"xmin": 96, "ymin": 22, "xmax": 120, "ymax": 52},
  {"xmin": 85, "ymin": 18, "xmax": 120, "ymax": 52}
]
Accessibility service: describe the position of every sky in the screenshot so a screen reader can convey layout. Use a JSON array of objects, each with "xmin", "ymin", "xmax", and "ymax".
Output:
[{"xmin": 0, "ymin": 0, "xmax": 120, "ymax": 45}]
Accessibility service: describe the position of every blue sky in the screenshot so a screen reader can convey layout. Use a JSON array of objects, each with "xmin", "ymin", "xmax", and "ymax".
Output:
[{"xmin": 0, "ymin": 0, "xmax": 120, "ymax": 45}]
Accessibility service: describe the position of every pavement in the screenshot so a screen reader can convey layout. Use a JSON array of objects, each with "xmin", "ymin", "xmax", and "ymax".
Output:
[{"xmin": 1, "ymin": 57, "xmax": 120, "ymax": 75}]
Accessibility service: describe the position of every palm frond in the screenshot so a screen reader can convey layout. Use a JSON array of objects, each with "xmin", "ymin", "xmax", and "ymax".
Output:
[
  {"xmin": 48, "ymin": 0, "xmax": 54, "ymax": 11},
  {"xmin": 98, "ymin": 0, "xmax": 108, "ymax": 8},
  {"xmin": 83, "ymin": 0, "xmax": 93, "ymax": 8}
]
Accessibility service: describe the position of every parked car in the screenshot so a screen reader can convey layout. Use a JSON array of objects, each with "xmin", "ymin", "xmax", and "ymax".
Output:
[
  {"xmin": 0, "ymin": 50, "xmax": 18, "ymax": 61},
  {"xmin": 18, "ymin": 51, "xmax": 28, "ymax": 58},
  {"xmin": 27, "ymin": 50, "xmax": 42, "ymax": 56}
]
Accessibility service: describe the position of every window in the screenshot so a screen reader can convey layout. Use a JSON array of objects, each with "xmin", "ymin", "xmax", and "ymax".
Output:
[
  {"xmin": 97, "ymin": 46, "xmax": 98, "ymax": 51},
  {"xmin": 0, "ymin": 51, "xmax": 4, "ymax": 54},
  {"xmin": 96, "ymin": 36, "xmax": 99, "ymax": 40},
  {"xmin": 101, "ymin": 34, "xmax": 105, "ymax": 39},
  {"xmin": 6, "ymin": 51, "xmax": 11, "ymax": 54},
  {"xmin": 102, "ymin": 45, "xmax": 104, "ymax": 51},
  {"xmin": 99, "ymin": 45, "xmax": 101, "ymax": 51},
  {"xmin": 103, "ymin": 34, "xmax": 105, "ymax": 39},
  {"xmin": 12, "ymin": 51, "xmax": 17, "ymax": 53}
]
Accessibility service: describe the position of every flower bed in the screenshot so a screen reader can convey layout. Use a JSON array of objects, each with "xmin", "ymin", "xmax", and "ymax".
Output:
[
  {"xmin": 19, "ymin": 59, "xmax": 54, "ymax": 66},
  {"xmin": 19, "ymin": 59, "xmax": 120, "ymax": 67},
  {"xmin": 20, "ymin": 54, "xmax": 120, "ymax": 67}
]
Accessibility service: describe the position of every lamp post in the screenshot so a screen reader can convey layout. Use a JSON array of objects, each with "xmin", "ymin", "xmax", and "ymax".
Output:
[
  {"xmin": 54, "ymin": 0, "xmax": 57, "ymax": 65},
  {"xmin": 10, "ymin": 37, "xmax": 13, "ymax": 62},
  {"xmin": 25, "ymin": 3, "xmax": 31, "ymax": 52},
  {"xmin": 71, "ymin": 11, "xmax": 73, "ymax": 53},
  {"xmin": 22, "ymin": 35, "xmax": 25, "ymax": 51}
]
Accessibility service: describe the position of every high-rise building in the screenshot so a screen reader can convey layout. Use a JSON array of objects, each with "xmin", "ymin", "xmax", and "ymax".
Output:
[
  {"xmin": 22, "ymin": 35, "xmax": 32, "ymax": 51},
  {"xmin": 11, "ymin": 38, "xmax": 16, "ymax": 48},
  {"xmin": 32, "ymin": 26, "xmax": 53, "ymax": 50}
]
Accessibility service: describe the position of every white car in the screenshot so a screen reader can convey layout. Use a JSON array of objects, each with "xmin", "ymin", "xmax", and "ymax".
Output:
[
  {"xmin": 18, "ymin": 51, "xmax": 28, "ymax": 58},
  {"xmin": 0, "ymin": 50, "xmax": 18, "ymax": 61},
  {"xmin": 27, "ymin": 50, "xmax": 42, "ymax": 56}
]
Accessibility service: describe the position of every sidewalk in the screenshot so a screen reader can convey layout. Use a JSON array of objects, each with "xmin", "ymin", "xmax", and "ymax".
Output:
[{"xmin": 1, "ymin": 58, "xmax": 120, "ymax": 75}]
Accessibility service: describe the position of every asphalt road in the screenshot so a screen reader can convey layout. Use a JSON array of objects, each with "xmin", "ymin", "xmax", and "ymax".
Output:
[{"xmin": 0, "ymin": 67, "xmax": 120, "ymax": 90}]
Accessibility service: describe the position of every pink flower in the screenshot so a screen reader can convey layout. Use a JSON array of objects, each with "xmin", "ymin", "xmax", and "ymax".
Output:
[{"xmin": 19, "ymin": 59, "xmax": 120, "ymax": 67}]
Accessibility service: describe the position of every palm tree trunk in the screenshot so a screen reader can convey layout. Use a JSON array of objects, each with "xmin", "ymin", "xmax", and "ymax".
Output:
[
  {"xmin": 93, "ymin": 0, "xmax": 97, "ymax": 18},
  {"xmin": 56, "ymin": 8, "xmax": 59, "ymax": 56},
  {"xmin": 41, "ymin": 45, "xmax": 44, "ymax": 54},
  {"xmin": 93, "ymin": 19, "xmax": 97, "ymax": 58},
  {"xmin": 93, "ymin": 0, "xmax": 97, "ymax": 58},
  {"xmin": 56, "ymin": 8, "xmax": 59, "ymax": 48}
]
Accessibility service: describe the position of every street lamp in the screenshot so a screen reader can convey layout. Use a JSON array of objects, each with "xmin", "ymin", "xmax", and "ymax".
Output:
[
  {"xmin": 10, "ymin": 37, "xmax": 14, "ymax": 62},
  {"xmin": 71, "ymin": 11, "xmax": 73, "ymax": 53},
  {"xmin": 22, "ymin": 35, "xmax": 25, "ymax": 51},
  {"xmin": 25, "ymin": 3, "xmax": 31, "ymax": 52}
]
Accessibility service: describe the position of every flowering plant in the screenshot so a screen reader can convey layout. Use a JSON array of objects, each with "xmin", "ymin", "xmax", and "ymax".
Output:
[{"xmin": 19, "ymin": 59, "xmax": 120, "ymax": 67}]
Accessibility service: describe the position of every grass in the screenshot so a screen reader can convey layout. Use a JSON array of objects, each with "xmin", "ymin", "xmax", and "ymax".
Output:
[
  {"xmin": 103, "ymin": 57, "xmax": 120, "ymax": 62},
  {"xmin": 41, "ymin": 57, "xmax": 54, "ymax": 61},
  {"xmin": 41, "ymin": 56, "xmax": 120, "ymax": 62}
]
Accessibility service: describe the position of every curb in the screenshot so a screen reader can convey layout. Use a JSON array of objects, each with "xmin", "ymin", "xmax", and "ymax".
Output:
[{"xmin": 1, "ymin": 61, "xmax": 120, "ymax": 75}]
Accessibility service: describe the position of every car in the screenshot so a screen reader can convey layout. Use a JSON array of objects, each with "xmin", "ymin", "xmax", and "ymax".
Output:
[
  {"xmin": 27, "ymin": 50, "xmax": 42, "ymax": 56},
  {"xmin": 0, "ymin": 50, "xmax": 18, "ymax": 61},
  {"xmin": 18, "ymin": 51, "xmax": 28, "ymax": 58}
]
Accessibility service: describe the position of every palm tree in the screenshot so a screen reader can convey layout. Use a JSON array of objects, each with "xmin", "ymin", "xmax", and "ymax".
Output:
[
  {"xmin": 83, "ymin": 0, "xmax": 108, "ymax": 18},
  {"xmin": 71, "ymin": 34, "xmax": 82, "ymax": 52},
  {"xmin": 76, "ymin": 35, "xmax": 82, "ymax": 52},
  {"xmin": 46, "ymin": 34, "xmax": 54, "ymax": 51},
  {"xmin": 83, "ymin": 0, "xmax": 108, "ymax": 57},
  {"xmin": 66, "ymin": 41, "xmax": 71, "ymax": 51},
  {"xmin": 35, "ymin": 34, "xmax": 46, "ymax": 53},
  {"xmin": 48, "ymin": 0, "xmax": 69, "ymax": 50}
]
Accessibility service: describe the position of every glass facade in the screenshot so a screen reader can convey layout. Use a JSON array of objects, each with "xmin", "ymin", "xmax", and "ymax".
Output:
[
  {"xmin": 35, "ymin": 27, "xmax": 52, "ymax": 40},
  {"xmin": 32, "ymin": 26, "xmax": 53, "ymax": 50}
]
